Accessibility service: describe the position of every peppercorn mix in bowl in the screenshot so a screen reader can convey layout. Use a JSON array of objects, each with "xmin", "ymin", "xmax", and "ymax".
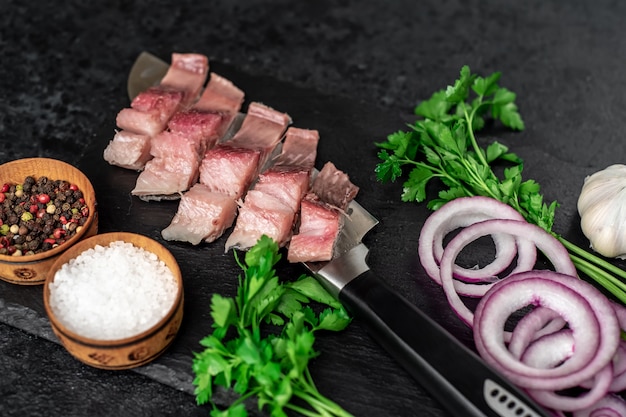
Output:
[
  {"xmin": 0, "ymin": 158, "xmax": 98, "ymax": 285},
  {"xmin": 43, "ymin": 232, "xmax": 184, "ymax": 370}
]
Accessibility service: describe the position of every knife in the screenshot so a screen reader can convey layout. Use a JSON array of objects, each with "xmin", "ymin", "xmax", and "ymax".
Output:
[
  {"xmin": 304, "ymin": 201, "xmax": 550, "ymax": 417},
  {"xmin": 127, "ymin": 52, "xmax": 550, "ymax": 417}
]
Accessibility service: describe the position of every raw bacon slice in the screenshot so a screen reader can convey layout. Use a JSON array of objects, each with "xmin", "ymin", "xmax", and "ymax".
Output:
[
  {"xmin": 102, "ymin": 130, "xmax": 151, "ymax": 171},
  {"xmin": 161, "ymin": 183, "xmax": 238, "ymax": 245},
  {"xmin": 162, "ymin": 102, "xmax": 291, "ymax": 244},
  {"xmin": 225, "ymin": 127, "xmax": 319, "ymax": 250},
  {"xmin": 131, "ymin": 72, "xmax": 245, "ymax": 200},
  {"xmin": 287, "ymin": 162, "xmax": 359, "ymax": 263}
]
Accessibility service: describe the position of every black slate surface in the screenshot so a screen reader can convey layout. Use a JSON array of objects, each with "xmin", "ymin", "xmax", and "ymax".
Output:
[{"xmin": 2, "ymin": 1, "xmax": 626, "ymax": 416}]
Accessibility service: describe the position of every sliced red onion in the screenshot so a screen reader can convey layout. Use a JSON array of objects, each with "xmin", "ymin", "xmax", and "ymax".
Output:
[
  {"xmin": 572, "ymin": 394, "xmax": 626, "ymax": 417},
  {"xmin": 438, "ymin": 219, "xmax": 577, "ymax": 326},
  {"xmin": 520, "ymin": 329, "xmax": 574, "ymax": 369},
  {"xmin": 417, "ymin": 196, "xmax": 537, "ymax": 295},
  {"xmin": 508, "ymin": 307, "xmax": 567, "ymax": 358},
  {"xmin": 581, "ymin": 341, "xmax": 626, "ymax": 392},
  {"xmin": 527, "ymin": 365, "xmax": 613, "ymax": 412},
  {"xmin": 473, "ymin": 271, "xmax": 620, "ymax": 391}
]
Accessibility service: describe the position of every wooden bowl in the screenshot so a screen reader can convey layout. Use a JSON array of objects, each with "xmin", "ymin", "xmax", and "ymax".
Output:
[
  {"xmin": 43, "ymin": 232, "xmax": 184, "ymax": 370},
  {"xmin": 0, "ymin": 158, "xmax": 98, "ymax": 285}
]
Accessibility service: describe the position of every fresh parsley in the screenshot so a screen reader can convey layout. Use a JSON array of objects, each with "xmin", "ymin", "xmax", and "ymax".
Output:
[
  {"xmin": 375, "ymin": 65, "xmax": 626, "ymax": 303},
  {"xmin": 192, "ymin": 235, "xmax": 353, "ymax": 417}
]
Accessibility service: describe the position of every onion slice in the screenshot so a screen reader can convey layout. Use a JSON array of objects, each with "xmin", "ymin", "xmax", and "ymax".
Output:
[
  {"xmin": 417, "ymin": 196, "xmax": 537, "ymax": 295},
  {"xmin": 473, "ymin": 271, "xmax": 620, "ymax": 391},
  {"xmin": 438, "ymin": 219, "xmax": 577, "ymax": 326},
  {"xmin": 572, "ymin": 394, "xmax": 626, "ymax": 417}
]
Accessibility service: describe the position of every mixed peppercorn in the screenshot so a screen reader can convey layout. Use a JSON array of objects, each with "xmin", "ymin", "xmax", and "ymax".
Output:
[{"xmin": 0, "ymin": 176, "xmax": 90, "ymax": 256}]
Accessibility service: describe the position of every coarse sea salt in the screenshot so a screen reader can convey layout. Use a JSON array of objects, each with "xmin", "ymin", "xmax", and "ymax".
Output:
[{"xmin": 48, "ymin": 240, "xmax": 178, "ymax": 340}]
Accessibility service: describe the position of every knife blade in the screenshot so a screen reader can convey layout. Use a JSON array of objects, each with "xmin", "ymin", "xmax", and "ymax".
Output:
[{"xmin": 126, "ymin": 51, "xmax": 550, "ymax": 417}]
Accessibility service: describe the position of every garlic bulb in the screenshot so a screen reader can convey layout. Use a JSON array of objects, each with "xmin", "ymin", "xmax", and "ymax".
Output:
[{"xmin": 577, "ymin": 164, "xmax": 626, "ymax": 259}]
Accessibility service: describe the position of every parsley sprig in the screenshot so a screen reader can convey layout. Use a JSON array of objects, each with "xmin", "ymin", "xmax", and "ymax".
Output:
[
  {"xmin": 375, "ymin": 65, "xmax": 626, "ymax": 303},
  {"xmin": 192, "ymin": 235, "xmax": 353, "ymax": 417}
]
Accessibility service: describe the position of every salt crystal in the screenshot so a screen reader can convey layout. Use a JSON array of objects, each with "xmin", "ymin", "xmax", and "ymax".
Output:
[{"xmin": 48, "ymin": 240, "xmax": 178, "ymax": 340}]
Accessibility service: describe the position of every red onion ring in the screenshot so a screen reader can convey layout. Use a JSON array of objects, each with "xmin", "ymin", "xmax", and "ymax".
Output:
[
  {"xmin": 572, "ymin": 394, "xmax": 626, "ymax": 417},
  {"xmin": 520, "ymin": 329, "xmax": 574, "ymax": 369},
  {"xmin": 473, "ymin": 271, "xmax": 620, "ymax": 391},
  {"xmin": 581, "ymin": 341, "xmax": 626, "ymax": 393},
  {"xmin": 527, "ymin": 365, "xmax": 613, "ymax": 412},
  {"xmin": 417, "ymin": 196, "xmax": 537, "ymax": 295},
  {"xmin": 417, "ymin": 196, "xmax": 626, "ymax": 414},
  {"xmin": 438, "ymin": 219, "xmax": 577, "ymax": 326},
  {"xmin": 508, "ymin": 307, "xmax": 567, "ymax": 359}
]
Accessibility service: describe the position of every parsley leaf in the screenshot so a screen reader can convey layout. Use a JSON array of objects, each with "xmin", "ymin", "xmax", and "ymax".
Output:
[
  {"xmin": 192, "ymin": 235, "xmax": 353, "ymax": 417},
  {"xmin": 375, "ymin": 65, "xmax": 626, "ymax": 304}
]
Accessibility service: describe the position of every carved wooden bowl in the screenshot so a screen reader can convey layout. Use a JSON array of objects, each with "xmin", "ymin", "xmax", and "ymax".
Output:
[
  {"xmin": 43, "ymin": 232, "xmax": 184, "ymax": 370},
  {"xmin": 0, "ymin": 157, "xmax": 98, "ymax": 285}
]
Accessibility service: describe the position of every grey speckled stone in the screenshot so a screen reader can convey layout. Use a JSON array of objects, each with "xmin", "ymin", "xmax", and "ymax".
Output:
[{"xmin": 2, "ymin": 0, "xmax": 626, "ymax": 416}]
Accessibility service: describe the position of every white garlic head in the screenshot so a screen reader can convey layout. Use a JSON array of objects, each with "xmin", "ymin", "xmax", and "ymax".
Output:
[{"xmin": 578, "ymin": 164, "xmax": 626, "ymax": 259}]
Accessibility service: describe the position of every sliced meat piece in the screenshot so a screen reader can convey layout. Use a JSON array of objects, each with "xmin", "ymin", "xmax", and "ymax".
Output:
[
  {"xmin": 228, "ymin": 102, "xmax": 292, "ymax": 168},
  {"xmin": 277, "ymin": 127, "xmax": 319, "ymax": 169},
  {"xmin": 131, "ymin": 72, "xmax": 246, "ymax": 200},
  {"xmin": 131, "ymin": 130, "xmax": 202, "ymax": 199},
  {"xmin": 225, "ymin": 127, "xmax": 319, "ymax": 251},
  {"xmin": 105, "ymin": 53, "xmax": 213, "ymax": 172},
  {"xmin": 130, "ymin": 86, "xmax": 185, "ymax": 113},
  {"xmin": 159, "ymin": 53, "xmax": 209, "ymax": 107},
  {"xmin": 224, "ymin": 190, "xmax": 294, "ymax": 249},
  {"xmin": 194, "ymin": 72, "xmax": 245, "ymax": 114},
  {"xmin": 199, "ymin": 145, "xmax": 262, "ymax": 198},
  {"xmin": 116, "ymin": 86, "xmax": 185, "ymax": 136},
  {"xmin": 161, "ymin": 183, "xmax": 238, "ymax": 244},
  {"xmin": 310, "ymin": 161, "xmax": 360, "ymax": 211},
  {"xmin": 252, "ymin": 167, "xmax": 311, "ymax": 213},
  {"xmin": 167, "ymin": 110, "xmax": 224, "ymax": 154},
  {"xmin": 131, "ymin": 157, "xmax": 199, "ymax": 198},
  {"xmin": 150, "ymin": 129, "xmax": 205, "ymax": 160},
  {"xmin": 287, "ymin": 195, "xmax": 342, "ymax": 263},
  {"xmin": 287, "ymin": 161, "xmax": 359, "ymax": 263},
  {"xmin": 162, "ymin": 102, "xmax": 291, "ymax": 245},
  {"xmin": 102, "ymin": 130, "xmax": 151, "ymax": 171}
]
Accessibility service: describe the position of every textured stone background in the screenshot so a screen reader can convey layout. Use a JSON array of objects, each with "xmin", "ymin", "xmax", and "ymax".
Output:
[{"xmin": 2, "ymin": 0, "xmax": 626, "ymax": 416}]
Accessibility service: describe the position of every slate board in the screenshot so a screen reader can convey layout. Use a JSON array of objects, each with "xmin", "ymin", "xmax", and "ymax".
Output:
[{"xmin": 0, "ymin": 59, "xmax": 622, "ymax": 417}]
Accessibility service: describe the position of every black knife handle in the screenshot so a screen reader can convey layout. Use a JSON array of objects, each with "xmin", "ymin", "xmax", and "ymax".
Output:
[{"xmin": 338, "ymin": 270, "xmax": 551, "ymax": 417}]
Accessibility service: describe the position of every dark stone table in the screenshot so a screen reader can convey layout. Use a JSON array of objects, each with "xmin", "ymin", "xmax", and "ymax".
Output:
[{"xmin": 2, "ymin": 1, "xmax": 626, "ymax": 416}]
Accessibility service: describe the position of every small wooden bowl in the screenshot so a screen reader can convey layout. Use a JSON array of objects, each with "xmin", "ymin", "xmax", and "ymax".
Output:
[
  {"xmin": 0, "ymin": 158, "xmax": 98, "ymax": 285},
  {"xmin": 43, "ymin": 232, "xmax": 184, "ymax": 370}
]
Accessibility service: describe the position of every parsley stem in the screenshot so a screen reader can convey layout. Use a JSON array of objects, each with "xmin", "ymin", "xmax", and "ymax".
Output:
[
  {"xmin": 463, "ymin": 100, "xmax": 490, "ymax": 169},
  {"xmin": 558, "ymin": 236, "xmax": 626, "ymax": 281},
  {"xmin": 568, "ymin": 252, "xmax": 626, "ymax": 304}
]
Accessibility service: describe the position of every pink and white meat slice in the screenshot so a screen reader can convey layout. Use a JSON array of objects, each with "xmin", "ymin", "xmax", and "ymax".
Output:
[
  {"xmin": 224, "ymin": 127, "xmax": 320, "ymax": 251},
  {"xmin": 131, "ymin": 73, "xmax": 245, "ymax": 200},
  {"xmin": 161, "ymin": 102, "xmax": 292, "ymax": 245},
  {"xmin": 103, "ymin": 53, "xmax": 209, "ymax": 171},
  {"xmin": 287, "ymin": 161, "xmax": 360, "ymax": 263}
]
